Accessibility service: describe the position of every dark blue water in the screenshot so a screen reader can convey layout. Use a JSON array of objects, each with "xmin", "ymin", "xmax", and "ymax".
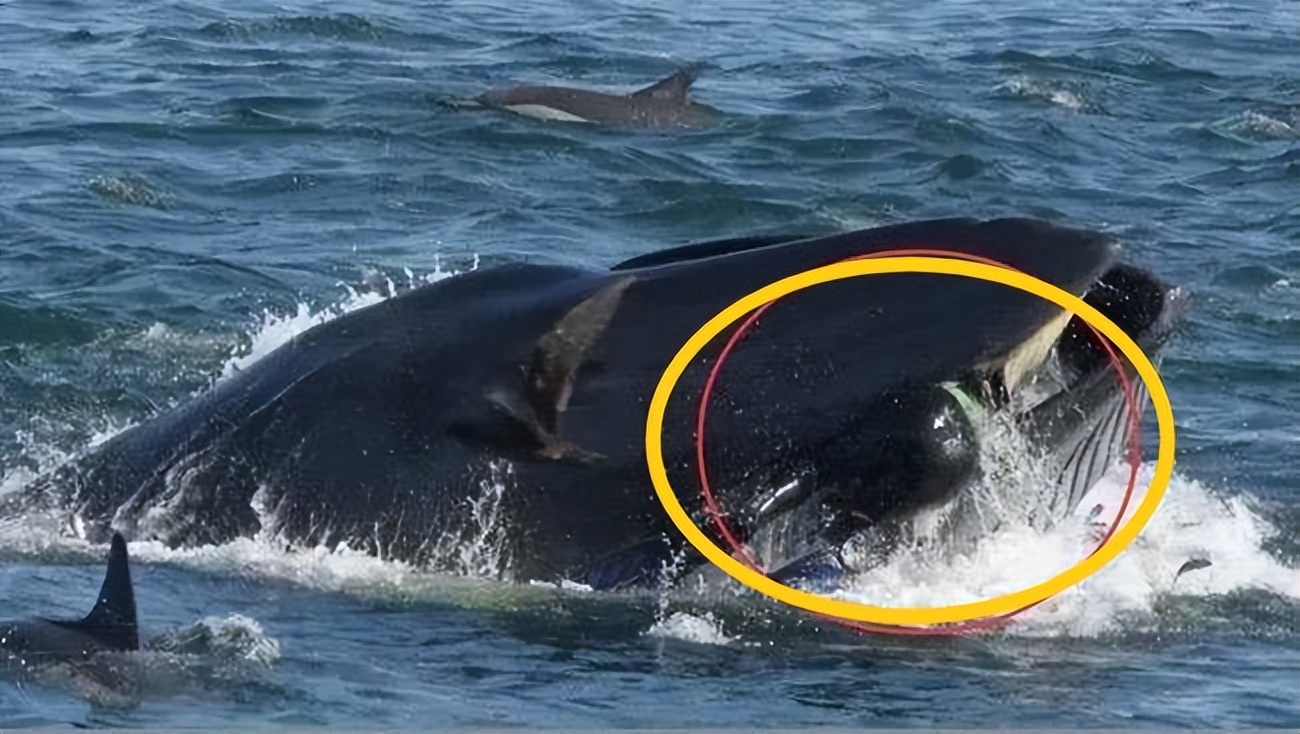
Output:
[{"xmin": 2, "ymin": 0, "xmax": 1298, "ymax": 728}]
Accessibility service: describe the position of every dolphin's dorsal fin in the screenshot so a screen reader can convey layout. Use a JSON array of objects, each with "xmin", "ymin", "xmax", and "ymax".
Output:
[
  {"xmin": 631, "ymin": 69, "xmax": 697, "ymax": 101},
  {"xmin": 57, "ymin": 532, "xmax": 139, "ymax": 651},
  {"xmin": 525, "ymin": 276, "xmax": 635, "ymax": 435}
]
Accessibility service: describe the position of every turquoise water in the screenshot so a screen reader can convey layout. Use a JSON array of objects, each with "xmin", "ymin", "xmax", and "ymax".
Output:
[{"xmin": 2, "ymin": 0, "xmax": 1298, "ymax": 728}]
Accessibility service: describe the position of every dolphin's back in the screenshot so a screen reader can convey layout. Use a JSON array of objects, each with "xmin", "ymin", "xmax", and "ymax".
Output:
[{"xmin": 476, "ymin": 69, "xmax": 720, "ymax": 129}]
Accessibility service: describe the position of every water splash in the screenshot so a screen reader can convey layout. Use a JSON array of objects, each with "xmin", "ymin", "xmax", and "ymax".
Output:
[
  {"xmin": 426, "ymin": 459, "xmax": 518, "ymax": 579},
  {"xmin": 996, "ymin": 76, "xmax": 1095, "ymax": 113},
  {"xmin": 146, "ymin": 613, "xmax": 281, "ymax": 666},
  {"xmin": 218, "ymin": 259, "xmax": 473, "ymax": 381},
  {"xmin": 835, "ymin": 463, "xmax": 1297, "ymax": 637},
  {"xmin": 645, "ymin": 611, "xmax": 735, "ymax": 645}
]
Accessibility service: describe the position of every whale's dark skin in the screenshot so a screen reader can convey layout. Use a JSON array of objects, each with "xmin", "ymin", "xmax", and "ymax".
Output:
[
  {"xmin": 1, "ymin": 533, "xmax": 138, "ymax": 674},
  {"xmin": 10, "ymin": 218, "xmax": 1183, "ymax": 591},
  {"xmin": 476, "ymin": 68, "xmax": 721, "ymax": 129}
]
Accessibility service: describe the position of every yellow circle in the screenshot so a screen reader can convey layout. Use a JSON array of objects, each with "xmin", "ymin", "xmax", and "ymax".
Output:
[{"xmin": 643, "ymin": 256, "xmax": 1176, "ymax": 626}]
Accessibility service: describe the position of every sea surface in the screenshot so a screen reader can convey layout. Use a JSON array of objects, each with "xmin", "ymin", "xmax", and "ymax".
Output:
[{"xmin": 1, "ymin": 0, "xmax": 1298, "ymax": 729}]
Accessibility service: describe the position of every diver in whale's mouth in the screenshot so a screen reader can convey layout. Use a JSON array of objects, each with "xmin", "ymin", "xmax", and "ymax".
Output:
[{"xmin": 4, "ymin": 218, "xmax": 1184, "ymax": 595}]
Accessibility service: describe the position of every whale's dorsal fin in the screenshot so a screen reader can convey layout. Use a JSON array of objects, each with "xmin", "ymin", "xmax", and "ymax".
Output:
[
  {"xmin": 456, "ymin": 277, "xmax": 634, "ymax": 465},
  {"xmin": 612, "ymin": 234, "xmax": 809, "ymax": 271},
  {"xmin": 631, "ymin": 69, "xmax": 697, "ymax": 101},
  {"xmin": 48, "ymin": 532, "xmax": 139, "ymax": 652}
]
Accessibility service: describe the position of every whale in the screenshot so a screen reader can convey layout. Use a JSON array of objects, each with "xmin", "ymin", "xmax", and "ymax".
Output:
[
  {"xmin": 7, "ymin": 218, "xmax": 1184, "ymax": 591},
  {"xmin": 475, "ymin": 68, "xmax": 721, "ymax": 129},
  {"xmin": 1, "ymin": 533, "xmax": 138, "ymax": 674}
]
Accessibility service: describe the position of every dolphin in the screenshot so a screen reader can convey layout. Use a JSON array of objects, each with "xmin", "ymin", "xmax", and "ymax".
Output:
[
  {"xmin": 1, "ymin": 533, "xmax": 139, "ymax": 673},
  {"xmin": 6, "ymin": 218, "xmax": 1184, "ymax": 591},
  {"xmin": 475, "ymin": 68, "xmax": 721, "ymax": 129}
]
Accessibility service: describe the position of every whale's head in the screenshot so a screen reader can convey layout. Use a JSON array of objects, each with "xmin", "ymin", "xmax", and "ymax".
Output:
[{"xmin": 626, "ymin": 220, "xmax": 1188, "ymax": 589}]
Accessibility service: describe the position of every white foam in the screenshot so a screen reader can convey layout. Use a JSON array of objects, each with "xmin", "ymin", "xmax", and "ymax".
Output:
[
  {"xmin": 1227, "ymin": 111, "xmax": 1299, "ymax": 140},
  {"xmin": 998, "ymin": 76, "xmax": 1087, "ymax": 112},
  {"xmin": 114, "ymin": 535, "xmax": 517, "ymax": 608},
  {"xmin": 645, "ymin": 611, "xmax": 736, "ymax": 645},
  {"xmin": 835, "ymin": 462, "xmax": 1298, "ymax": 636},
  {"xmin": 146, "ymin": 613, "xmax": 281, "ymax": 666}
]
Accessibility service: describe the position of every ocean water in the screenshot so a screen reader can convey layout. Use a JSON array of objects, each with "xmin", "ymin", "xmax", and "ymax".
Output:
[{"xmin": 1, "ymin": 0, "xmax": 1298, "ymax": 729}]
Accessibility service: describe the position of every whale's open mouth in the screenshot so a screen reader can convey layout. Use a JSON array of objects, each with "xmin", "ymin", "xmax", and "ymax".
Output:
[
  {"xmin": 972, "ymin": 262, "xmax": 1187, "ymax": 526},
  {"xmin": 758, "ymin": 261, "xmax": 1187, "ymax": 587}
]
